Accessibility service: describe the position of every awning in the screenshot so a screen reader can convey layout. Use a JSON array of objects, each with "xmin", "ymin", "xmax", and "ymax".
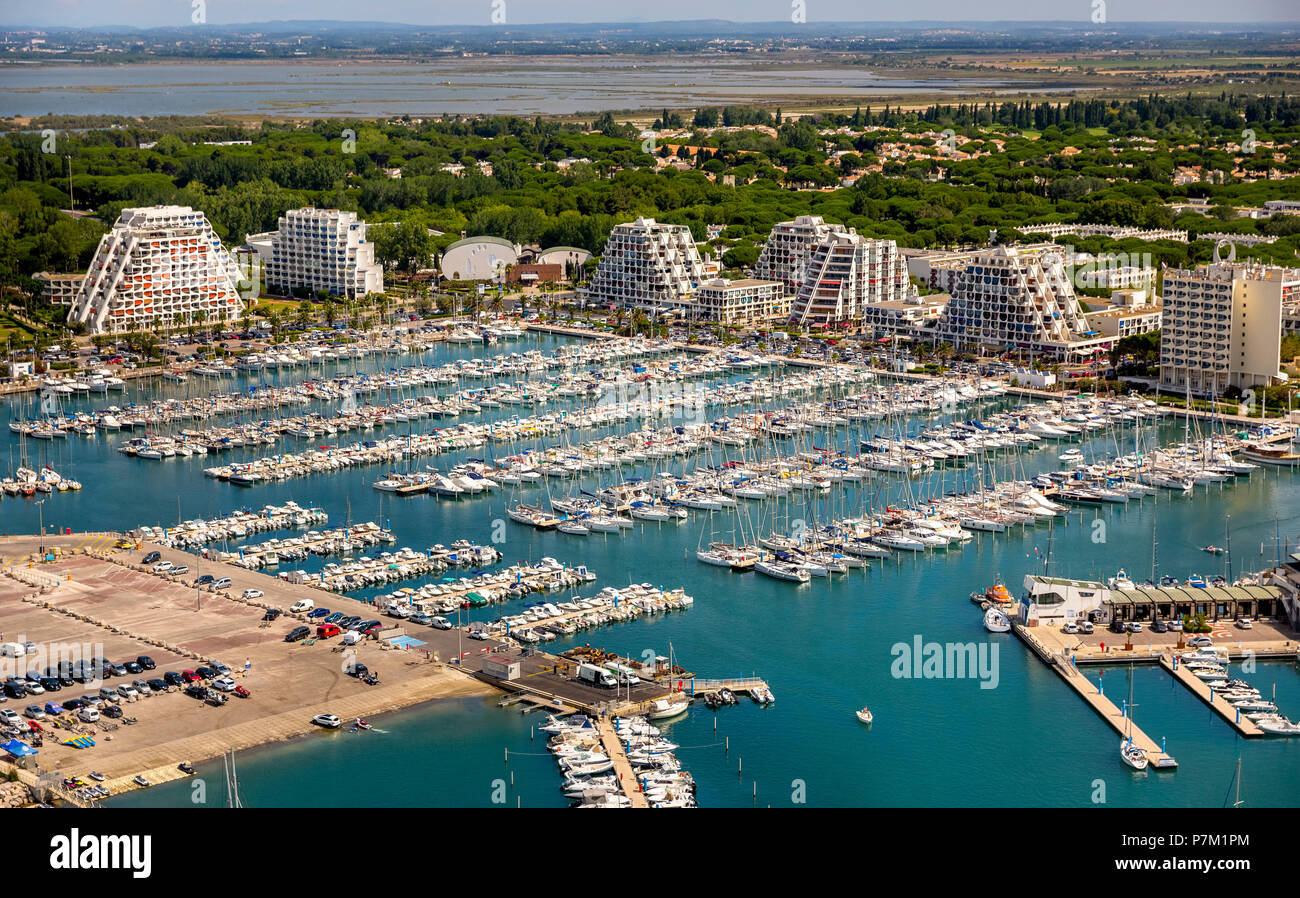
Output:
[{"xmin": 0, "ymin": 739, "xmax": 36, "ymax": 757}]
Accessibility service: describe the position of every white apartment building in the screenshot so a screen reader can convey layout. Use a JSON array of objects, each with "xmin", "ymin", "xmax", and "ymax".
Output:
[
  {"xmin": 262, "ymin": 208, "xmax": 384, "ymax": 299},
  {"xmin": 753, "ymin": 215, "xmax": 837, "ymax": 292},
  {"xmin": 66, "ymin": 205, "xmax": 246, "ymax": 335},
  {"xmin": 583, "ymin": 217, "xmax": 707, "ymax": 312},
  {"xmin": 688, "ymin": 278, "xmax": 788, "ymax": 325},
  {"xmin": 934, "ymin": 246, "xmax": 1107, "ymax": 359},
  {"xmin": 788, "ymin": 230, "xmax": 914, "ymax": 328},
  {"xmin": 35, "ymin": 272, "xmax": 86, "ymax": 307},
  {"xmin": 1158, "ymin": 255, "xmax": 1300, "ymax": 396}
]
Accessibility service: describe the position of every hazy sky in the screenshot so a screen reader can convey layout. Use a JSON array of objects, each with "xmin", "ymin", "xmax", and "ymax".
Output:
[{"xmin": 3, "ymin": 0, "xmax": 1296, "ymax": 28}]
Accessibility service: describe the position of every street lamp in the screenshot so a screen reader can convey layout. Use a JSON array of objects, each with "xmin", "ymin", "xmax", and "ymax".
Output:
[{"xmin": 35, "ymin": 499, "xmax": 45, "ymax": 536}]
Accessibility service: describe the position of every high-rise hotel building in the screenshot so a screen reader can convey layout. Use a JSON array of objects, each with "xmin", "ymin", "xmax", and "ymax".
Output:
[
  {"xmin": 934, "ymin": 246, "xmax": 1101, "ymax": 357},
  {"xmin": 752, "ymin": 216, "xmax": 912, "ymax": 327},
  {"xmin": 753, "ymin": 215, "xmax": 837, "ymax": 293},
  {"xmin": 582, "ymin": 217, "xmax": 707, "ymax": 311},
  {"xmin": 66, "ymin": 205, "xmax": 246, "ymax": 335},
  {"xmin": 788, "ymin": 230, "xmax": 913, "ymax": 327},
  {"xmin": 261, "ymin": 208, "xmax": 384, "ymax": 299},
  {"xmin": 1159, "ymin": 258, "xmax": 1300, "ymax": 397}
]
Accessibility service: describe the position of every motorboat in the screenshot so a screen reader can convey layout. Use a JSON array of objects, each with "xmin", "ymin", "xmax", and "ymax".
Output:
[
  {"xmin": 856, "ymin": 707, "xmax": 873, "ymax": 724},
  {"xmin": 646, "ymin": 697, "xmax": 690, "ymax": 720}
]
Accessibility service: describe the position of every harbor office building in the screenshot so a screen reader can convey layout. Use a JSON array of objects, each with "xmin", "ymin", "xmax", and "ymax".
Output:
[{"xmin": 1020, "ymin": 575, "xmax": 1285, "ymax": 628}]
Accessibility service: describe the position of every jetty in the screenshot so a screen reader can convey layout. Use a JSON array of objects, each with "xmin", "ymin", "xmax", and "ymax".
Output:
[
  {"xmin": 594, "ymin": 716, "xmax": 649, "ymax": 808},
  {"xmin": 1014, "ymin": 623, "xmax": 1178, "ymax": 768},
  {"xmin": 1159, "ymin": 654, "xmax": 1265, "ymax": 737}
]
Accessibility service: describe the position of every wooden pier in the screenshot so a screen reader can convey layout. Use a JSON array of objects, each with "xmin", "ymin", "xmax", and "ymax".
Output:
[
  {"xmin": 1014, "ymin": 623, "xmax": 1178, "ymax": 768},
  {"xmin": 1159, "ymin": 654, "xmax": 1265, "ymax": 737},
  {"xmin": 594, "ymin": 716, "xmax": 649, "ymax": 808}
]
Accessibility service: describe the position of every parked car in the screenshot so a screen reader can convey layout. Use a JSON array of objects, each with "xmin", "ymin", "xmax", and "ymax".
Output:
[
  {"xmin": 210, "ymin": 662, "xmax": 231, "ymax": 676},
  {"xmin": 163, "ymin": 671, "xmax": 186, "ymax": 686},
  {"xmin": 211, "ymin": 677, "xmax": 236, "ymax": 692},
  {"xmin": 78, "ymin": 708, "xmax": 100, "ymax": 724},
  {"xmin": 213, "ymin": 577, "xmax": 233, "ymax": 589},
  {"xmin": 1152, "ymin": 619, "xmax": 1168, "ymax": 633},
  {"xmin": 98, "ymin": 687, "xmax": 120, "ymax": 703},
  {"xmin": 146, "ymin": 678, "xmax": 169, "ymax": 693},
  {"xmin": 141, "ymin": 551, "xmax": 161, "ymax": 565},
  {"xmin": 109, "ymin": 663, "xmax": 128, "ymax": 677},
  {"xmin": 61, "ymin": 698, "xmax": 85, "ymax": 712},
  {"xmin": 181, "ymin": 670, "xmax": 201, "ymax": 683},
  {"xmin": 308, "ymin": 607, "xmax": 331, "ymax": 620},
  {"xmin": 1235, "ymin": 618, "xmax": 1253, "ymax": 630},
  {"xmin": 117, "ymin": 684, "xmax": 139, "ymax": 699},
  {"xmin": 24, "ymin": 705, "xmax": 46, "ymax": 720},
  {"xmin": 151, "ymin": 561, "xmax": 173, "ymax": 573},
  {"xmin": 169, "ymin": 564, "xmax": 190, "ymax": 576},
  {"xmin": 102, "ymin": 704, "xmax": 123, "ymax": 719},
  {"xmin": 242, "ymin": 589, "xmax": 264, "ymax": 599},
  {"xmin": 194, "ymin": 575, "xmax": 215, "ymax": 586},
  {"xmin": 137, "ymin": 655, "xmax": 157, "ymax": 671},
  {"xmin": 316, "ymin": 623, "xmax": 341, "ymax": 638},
  {"xmin": 124, "ymin": 661, "xmax": 143, "ymax": 675},
  {"xmin": 1189, "ymin": 635, "xmax": 1214, "ymax": 647},
  {"xmin": 1062, "ymin": 621, "xmax": 1078, "ymax": 634},
  {"xmin": 131, "ymin": 679, "xmax": 153, "ymax": 695},
  {"xmin": 284, "ymin": 626, "xmax": 311, "ymax": 643},
  {"xmin": 0, "ymin": 709, "xmax": 22, "ymax": 726},
  {"xmin": 262, "ymin": 609, "xmax": 282, "ymax": 622},
  {"xmin": 324, "ymin": 612, "xmax": 345, "ymax": 624}
]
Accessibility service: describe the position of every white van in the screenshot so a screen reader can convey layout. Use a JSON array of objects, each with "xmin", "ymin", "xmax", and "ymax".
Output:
[
  {"xmin": 0, "ymin": 643, "xmax": 25, "ymax": 659},
  {"xmin": 78, "ymin": 707, "xmax": 100, "ymax": 723},
  {"xmin": 213, "ymin": 577, "xmax": 233, "ymax": 589},
  {"xmin": 290, "ymin": 599, "xmax": 315, "ymax": 613}
]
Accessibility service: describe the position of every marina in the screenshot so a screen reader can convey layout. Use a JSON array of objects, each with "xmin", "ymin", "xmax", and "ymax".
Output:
[{"xmin": 2, "ymin": 327, "xmax": 1298, "ymax": 809}]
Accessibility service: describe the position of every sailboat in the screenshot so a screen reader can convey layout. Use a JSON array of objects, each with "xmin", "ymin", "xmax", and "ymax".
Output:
[{"xmin": 1120, "ymin": 670, "xmax": 1149, "ymax": 770}]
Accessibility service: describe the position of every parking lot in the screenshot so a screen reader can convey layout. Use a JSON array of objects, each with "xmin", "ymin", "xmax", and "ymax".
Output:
[{"xmin": 0, "ymin": 546, "xmax": 489, "ymax": 790}]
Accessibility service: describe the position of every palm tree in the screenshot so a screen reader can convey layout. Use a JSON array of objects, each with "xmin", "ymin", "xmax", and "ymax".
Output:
[{"xmin": 612, "ymin": 306, "xmax": 627, "ymax": 334}]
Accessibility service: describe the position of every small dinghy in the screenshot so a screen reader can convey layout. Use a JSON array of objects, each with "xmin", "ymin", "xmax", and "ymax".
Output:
[{"xmin": 856, "ymin": 707, "xmax": 873, "ymax": 725}]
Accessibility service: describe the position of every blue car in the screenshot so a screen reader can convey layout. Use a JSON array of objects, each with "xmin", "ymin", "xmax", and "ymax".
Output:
[
  {"xmin": 308, "ymin": 607, "xmax": 331, "ymax": 620},
  {"xmin": 324, "ymin": 612, "xmax": 344, "ymax": 624},
  {"xmin": 44, "ymin": 702, "xmax": 64, "ymax": 715}
]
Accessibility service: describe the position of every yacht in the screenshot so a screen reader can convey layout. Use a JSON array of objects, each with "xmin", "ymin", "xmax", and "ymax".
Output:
[{"xmin": 983, "ymin": 608, "xmax": 1012, "ymax": 633}]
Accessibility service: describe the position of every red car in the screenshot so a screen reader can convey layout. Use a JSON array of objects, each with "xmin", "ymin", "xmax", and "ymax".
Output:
[
  {"xmin": 233, "ymin": 685, "xmax": 251, "ymax": 698},
  {"xmin": 316, "ymin": 623, "xmax": 341, "ymax": 638},
  {"xmin": 181, "ymin": 670, "xmax": 201, "ymax": 683}
]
